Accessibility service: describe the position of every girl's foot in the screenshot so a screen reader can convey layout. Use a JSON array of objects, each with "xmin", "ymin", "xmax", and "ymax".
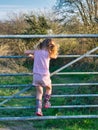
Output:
[
  {"xmin": 44, "ymin": 101, "xmax": 51, "ymax": 108},
  {"xmin": 36, "ymin": 99, "xmax": 43, "ymax": 116},
  {"xmin": 44, "ymin": 94, "xmax": 51, "ymax": 108},
  {"xmin": 36, "ymin": 108, "xmax": 43, "ymax": 116}
]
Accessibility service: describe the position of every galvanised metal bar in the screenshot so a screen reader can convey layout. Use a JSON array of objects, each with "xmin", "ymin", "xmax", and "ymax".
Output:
[
  {"xmin": 50, "ymin": 105, "xmax": 98, "ymax": 108},
  {"xmin": 56, "ymin": 72, "xmax": 98, "ymax": 75},
  {"xmin": 0, "ymin": 84, "xmax": 33, "ymax": 88},
  {"xmin": 58, "ymin": 55, "xmax": 98, "ymax": 58},
  {"xmin": 0, "ymin": 55, "xmax": 98, "ymax": 58},
  {"xmin": 0, "ymin": 86, "xmax": 32, "ymax": 106},
  {"xmin": 0, "ymin": 94, "xmax": 98, "ymax": 99},
  {"xmin": 0, "ymin": 106, "xmax": 35, "ymax": 109},
  {"xmin": 0, "ymin": 73, "xmax": 33, "ymax": 76},
  {"xmin": 1, "ymin": 72, "xmax": 98, "ymax": 76},
  {"xmin": 0, "ymin": 105, "xmax": 98, "ymax": 110},
  {"xmin": 51, "ymin": 46, "xmax": 98, "ymax": 76},
  {"xmin": 52, "ymin": 94, "xmax": 98, "ymax": 97},
  {"xmin": 0, "ymin": 34, "xmax": 98, "ymax": 39},
  {"xmin": 0, "ymin": 56, "xmax": 27, "ymax": 58},
  {"xmin": 0, "ymin": 115, "xmax": 97, "ymax": 121},
  {"xmin": 0, "ymin": 96, "xmax": 35, "ymax": 99},
  {"xmin": 0, "ymin": 83, "xmax": 98, "ymax": 88},
  {"xmin": 52, "ymin": 83, "xmax": 98, "ymax": 86}
]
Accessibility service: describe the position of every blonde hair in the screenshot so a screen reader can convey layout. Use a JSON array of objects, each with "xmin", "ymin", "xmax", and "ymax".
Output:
[{"xmin": 36, "ymin": 38, "xmax": 59, "ymax": 58}]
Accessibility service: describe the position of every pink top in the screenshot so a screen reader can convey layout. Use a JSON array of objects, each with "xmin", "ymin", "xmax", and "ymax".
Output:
[{"xmin": 33, "ymin": 50, "xmax": 50, "ymax": 75}]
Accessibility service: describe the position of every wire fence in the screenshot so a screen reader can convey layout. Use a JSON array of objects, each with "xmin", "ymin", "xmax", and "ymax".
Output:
[{"xmin": 0, "ymin": 34, "xmax": 98, "ymax": 120}]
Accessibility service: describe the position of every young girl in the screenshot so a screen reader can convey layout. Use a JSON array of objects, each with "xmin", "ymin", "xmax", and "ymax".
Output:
[{"xmin": 25, "ymin": 38, "xmax": 59, "ymax": 116}]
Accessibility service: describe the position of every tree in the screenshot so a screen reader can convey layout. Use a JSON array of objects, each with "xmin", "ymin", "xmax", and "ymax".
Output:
[
  {"xmin": 24, "ymin": 14, "xmax": 51, "ymax": 34},
  {"xmin": 54, "ymin": 0, "xmax": 98, "ymax": 25},
  {"xmin": 22, "ymin": 14, "xmax": 51, "ymax": 49}
]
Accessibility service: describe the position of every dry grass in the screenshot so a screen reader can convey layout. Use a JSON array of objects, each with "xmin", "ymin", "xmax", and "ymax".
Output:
[
  {"xmin": 0, "ymin": 121, "xmax": 36, "ymax": 130},
  {"xmin": 0, "ymin": 44, "xmax": 28, "ymax": 73},
  {"xmin": 0, "ymin": 44, "xmax": 10, "ymax": 56}
]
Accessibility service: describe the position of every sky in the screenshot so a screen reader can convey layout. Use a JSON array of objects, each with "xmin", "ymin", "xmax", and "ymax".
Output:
[{"xmin": 0, "ymin": 0, "xmax": 57, "ymax": 21}]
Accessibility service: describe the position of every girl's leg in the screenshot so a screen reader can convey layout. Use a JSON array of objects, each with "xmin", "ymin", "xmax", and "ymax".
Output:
[
  {"xmin": 36, "ymin": 86, "xmax": 43, "ymax": 116},
  {"xmin": 44, "ymin": 85, "xmax": 52, "ymax": 108},
  {"xmin": 45, "ymin": 85, "xmax": 52, "ymax": 95}
]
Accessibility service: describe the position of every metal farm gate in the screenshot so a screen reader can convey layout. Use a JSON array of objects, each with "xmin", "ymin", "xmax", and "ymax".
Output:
[{"xmin": 0, "ymin": 34, "xmax": 98, "ymax": 120}]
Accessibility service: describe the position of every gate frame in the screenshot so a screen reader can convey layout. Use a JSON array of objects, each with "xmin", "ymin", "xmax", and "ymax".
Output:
[{"xmin": 0, "ymin": 34, "xmax": 98, "ymax": 120}]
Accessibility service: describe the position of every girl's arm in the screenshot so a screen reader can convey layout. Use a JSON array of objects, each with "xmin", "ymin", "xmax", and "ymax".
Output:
[
  {"xmin": 24, "ymin": 50, "xmax": 34, "ymax": 55},
  {"xmin": 24, "ymin": 50, "xmax": 34, "ymax": 59}
]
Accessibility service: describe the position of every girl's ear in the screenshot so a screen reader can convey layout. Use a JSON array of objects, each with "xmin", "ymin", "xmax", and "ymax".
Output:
[{"xmin": 49, "ymin": 44, "xmax": 54, "ymax": 49}]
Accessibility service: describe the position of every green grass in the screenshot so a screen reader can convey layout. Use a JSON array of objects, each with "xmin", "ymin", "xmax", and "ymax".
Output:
[
  {"xmin": 32, "ymin": 119, "xmax": 98, "ymax": 130},
  {"xmin": 0, "ymin": 72, "xmax": 98, "ymax": 130}
]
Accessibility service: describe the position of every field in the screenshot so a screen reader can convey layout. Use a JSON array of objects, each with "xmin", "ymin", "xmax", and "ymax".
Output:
[{"xmin": 0, "ymin": 70, "xmax": 98, "ymax": 130}]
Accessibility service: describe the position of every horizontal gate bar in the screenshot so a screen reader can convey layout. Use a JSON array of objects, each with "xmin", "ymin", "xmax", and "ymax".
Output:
[
  {"xmin": 50, "ymin": 105, "xmax": 98, "ymax": 108},
  {"xmin": 1, "ymin": 72, "xmax": 98, "ymax": 76},
  {"xmin": 0, "ymin": 105, "xmax": 98, "ymax": 110},
  {"xmin": 52, "ymin": 83, "xmax": 98, "ymax": 86},
  {"xmin": 56, "ymin": 72, "xmax": 98, "ymax": 75},
  {"xmin": 0, "ymin": 83, "xmax": 98, "ymax": 88},
  {"xmin": 52, "ymin": 94, "xmax": 98, "ymax": 97},
  {"xmin": 51, "ymin": 46, "xmax": 98, "ymax": 76},
  {"xmin": 0, "ymin": 96, "xmax": 35, "ymax": 99},
  {"xmin": 0, "ymin": 73, "xmax": 33, "ymax": 76},
  {"xmin": 0, "ymin": 115, "xmax": 98, "ymax": 121},
  {"xmin": 0, "ymin": 34, "xmax": 98, "ymax": 39},
  {"xmin": 0, "ymin": 55, "xmax": 98, "ymax": 58},
  {"xmin": 58, "ymin": 55, "xmax": 98, "ymax": 58},
  {"xmin": 0, "ymin": 94, "xmax": 98, "ymax": 99},
  {"xmin": 0, "ymin": 56, "xmax": 27, "ymax": 58},
  {"xmin": 0, "ymin": 84, "xmax": 33, "ymax": 88}
]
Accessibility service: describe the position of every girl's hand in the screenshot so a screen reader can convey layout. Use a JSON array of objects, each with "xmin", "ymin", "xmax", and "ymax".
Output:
[{"xmin": 28, "ymin": 54, "xmax": 34, "ymax": 59}]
